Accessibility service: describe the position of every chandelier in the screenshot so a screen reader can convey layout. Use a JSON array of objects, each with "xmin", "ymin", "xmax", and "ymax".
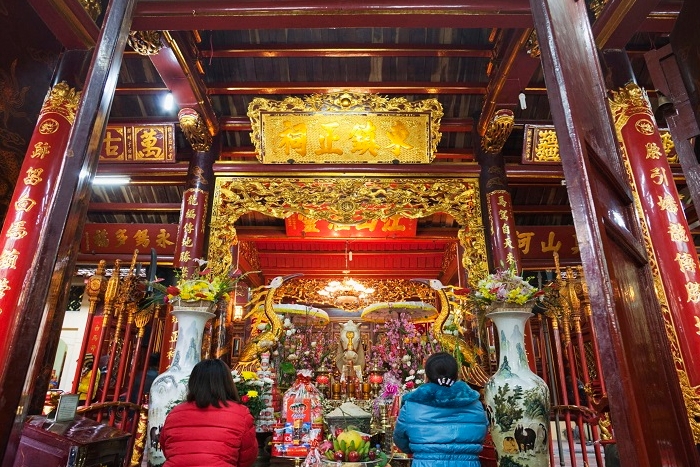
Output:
[{"xmin": 317, "ymin": 241, "xmax": 375, "ymax": 307}]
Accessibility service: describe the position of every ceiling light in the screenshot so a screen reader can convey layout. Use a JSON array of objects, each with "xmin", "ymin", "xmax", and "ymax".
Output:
[
  {"xmin": 93, "ymin": 175, "xmax": 131, "ymax": 186},
  {"xmin": 317, "ymin": 241, "xmax": 374, "ymax": 307},
  {"xmin": 519, "ymin": 92, "xmax": 527, "ymax": 110},
  {"xmin": 163, "ymin": 92, "xmax": 174, "ymax": 111}
]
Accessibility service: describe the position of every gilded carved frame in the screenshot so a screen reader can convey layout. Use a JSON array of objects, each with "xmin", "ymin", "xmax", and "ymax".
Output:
[{"xmin": 207, "ymin": 176, "xmax": 488, "ymax": 284}]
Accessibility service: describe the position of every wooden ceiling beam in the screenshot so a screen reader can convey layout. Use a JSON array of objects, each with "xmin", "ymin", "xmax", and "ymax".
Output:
[
  {"xmin": 149, "ymin": 31, "xmax": 219, "ymax": 136},
  {"xmin": 26, "ymin": 0, "xmax": 99, "ymax": 48},
  {"xmin": 478, "ymin": 28, "xmax": 534, "ymax": 135},
  {"xmin": 201, "ymin": 43, "xmax": 494, "ymax": 59},
  {"xmin": 206, "ymin": 82, "xmax": 488, "ymax": 95},
  {"xmin": 132, "ymin": 1, "xmax": 534, "ymax": 31},
  {"xmin": 593, "ymin": 0, "xmax": 667, "ymax": 49},
  {"xmin": 94, "ymin": 160, "xmax": 685, "ymax": 185}
]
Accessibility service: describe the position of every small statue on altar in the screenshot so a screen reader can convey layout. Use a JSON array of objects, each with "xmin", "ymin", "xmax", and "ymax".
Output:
[{"xmin": 336, "ymin": 320, "xmax": 365, "ymax": 379}]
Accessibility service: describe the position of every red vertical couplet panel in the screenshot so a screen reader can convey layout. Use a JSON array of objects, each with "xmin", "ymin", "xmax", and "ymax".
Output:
[
  {"xmin": 0, "ymin": 83, "xmax": 77, "ymax": 348},
  {"xmin": 611, "ymin": 84, "xmax": 700, "ymax": 386},
  {"xmin": 486, "ymin": 189, "xmax": 521, "ymax": 272},
  {"xmin": 174, "ymin": 188, "xmax": 210, "ymax": 267}
]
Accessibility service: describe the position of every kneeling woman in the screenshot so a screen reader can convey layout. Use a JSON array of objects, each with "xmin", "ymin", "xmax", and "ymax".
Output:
[
  {"xmin": 160, "ymin": 359, "xmax": 258, "ymax": 467},
  {"xmin": 393, "ymin": 352, "xmax": 488, "ymax": 467}
]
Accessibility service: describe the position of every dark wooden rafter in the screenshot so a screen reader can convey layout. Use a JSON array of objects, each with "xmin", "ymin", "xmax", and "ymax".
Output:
[{"xmin": 478, "ymin": 28, "xmax": 534, "ymax": 135}]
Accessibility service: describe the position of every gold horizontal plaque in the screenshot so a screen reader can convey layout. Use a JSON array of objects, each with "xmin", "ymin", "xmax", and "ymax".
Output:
[
  {"xmin": 522, "ymin": 124, "xmax": 677, "ymax": 164},
  {"xmin": 248, "ymin": 92, "xmax": 443, "ymax": 164},
  {"xmin": 99, "ymin": 124, "xmax": 175, "ymax": 162}
]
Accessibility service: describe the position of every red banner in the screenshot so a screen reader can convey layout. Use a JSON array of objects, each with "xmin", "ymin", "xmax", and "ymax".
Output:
[
  {"xmin": 80, "ymin": 223, "xmax": 178, "ymax": 255},
  {"xmin": 285, "ymin": 213, "xmax": 417, "ymax": 238}
]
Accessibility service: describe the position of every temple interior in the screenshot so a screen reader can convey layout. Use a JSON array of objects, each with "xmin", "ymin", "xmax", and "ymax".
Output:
[{"xmin": 0, "ymin": 0, "xmax": 699, "ymax": 466}]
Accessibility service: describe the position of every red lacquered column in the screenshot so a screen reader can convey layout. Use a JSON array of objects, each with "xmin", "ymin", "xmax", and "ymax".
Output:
[
  {"xmin": 476, "ymin": 109, "xmax": 522, "ymax": 273},
  {"xmin": 610, "ymin": 83, "xmax": 700, "ymax": 389}
]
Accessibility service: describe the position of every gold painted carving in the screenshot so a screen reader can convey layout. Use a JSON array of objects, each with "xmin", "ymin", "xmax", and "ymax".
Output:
[
  {"xmin": 78, "ymin": 0, "xmax": 101, "ymax": 21},
  {"xmin": 40, "ymin": 82, "xmax": 81, "ymax": 125},
  {"xmin": 526, "ymin": 30, "xmax": 540, "ymax": 58},
  {"xmin": 179, "ymin": 109, "xmax": 212, "ymax": 152},
  {"xmin": 248, "ymin": 91, "xmax": 443, "ymax": 164},
  {"xmin": 208, "ymin": 177, "xmax": 488, "ymax": 282},
  {"xmin": 589, "ymin": 0, "xmax": 608, "ymax": 19},
  {"xmin": 239, "ymin": 241, "xmax": 261, "ymax": 271},
  {"xmin": 481, "ymin": 109, "xmax": 514, "ymax": 154},
  {"xmin": 128, "ymin": 31, "xmax": 164, "ymax": 56},
  {"xmin": 280, "ymin": 278, "xmax": 433, "ymax": 312},
  {"xmin": 608, "ymin": 83, "xmax": 653, "ymax": 131}
]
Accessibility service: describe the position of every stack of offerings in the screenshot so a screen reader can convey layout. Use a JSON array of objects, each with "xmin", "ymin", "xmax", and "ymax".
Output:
[
  {"xmin": 271, "ymin": 370, "xmax": 324, "ymax": 457},
  {"xmin": 255, "ymin": 352, "xmax": 276, "ymax": 432}
]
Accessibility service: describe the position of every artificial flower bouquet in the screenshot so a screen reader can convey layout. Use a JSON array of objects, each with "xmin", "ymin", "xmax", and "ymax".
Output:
[
  {"xmin": 472, "ymin": 267, "xmax": 543, "ymax": 307},
  {"xmin": 231, "ymin": 369, "xmax": 273, "ymax": 418},
  {"xmin": 142, "ymin": 260, "xmax": 256, "ymax": 308}
]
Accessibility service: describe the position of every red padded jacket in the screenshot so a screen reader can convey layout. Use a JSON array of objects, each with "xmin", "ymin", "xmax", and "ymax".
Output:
[{"xmin": 160, "ymin": 400, "xmax": 258, "ymax": 467}]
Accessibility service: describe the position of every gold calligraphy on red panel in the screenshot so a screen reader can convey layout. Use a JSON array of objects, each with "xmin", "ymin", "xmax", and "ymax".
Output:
[{"xmin": 99, "ymin": 124, "xmax": 175, "ymax": 162}]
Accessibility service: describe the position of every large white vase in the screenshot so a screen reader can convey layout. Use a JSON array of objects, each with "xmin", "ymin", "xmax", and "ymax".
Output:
[
  {"xmin": 483, "ymin": 304, "xmax": 550, "ymax": 467},
  {"xmin": 147, "ymin": 301, "xmax": 215, "ymax": 467}
]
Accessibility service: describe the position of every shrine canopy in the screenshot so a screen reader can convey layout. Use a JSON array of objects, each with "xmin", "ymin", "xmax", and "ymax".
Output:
[{"xmin": 360, "ymin": 301, "xmax": 438, "ymax": 323}]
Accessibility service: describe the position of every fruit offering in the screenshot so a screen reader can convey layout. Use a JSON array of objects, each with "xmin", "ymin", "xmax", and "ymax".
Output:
[{"xmin": 322, "ymin": 429, "xmax": 389, "ymax": 466}]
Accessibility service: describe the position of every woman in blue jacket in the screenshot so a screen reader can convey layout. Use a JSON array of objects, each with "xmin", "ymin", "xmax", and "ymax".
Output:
[{"xmin": 393, "ymin": 352, "xmax": 488, "ymax": 467}]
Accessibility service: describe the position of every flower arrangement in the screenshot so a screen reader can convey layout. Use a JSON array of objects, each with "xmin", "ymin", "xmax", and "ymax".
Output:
[
  {"xmin": 268, "ymin": 316, "xmax": 334, "ymax": 387},
  {"xmin": 472, "ymin": 267, "xmax": 543, "ymax": 307},
  {"xmin": 142, "ymin": 260, "xmax": 257, "ymax": 307},
  {"xmin": 231, "ymin": 369, "xmax": 273, "ymax": 418},
  {"xmin": 367, "ymin": 313, "xmax": 439, "ymax": 390}
]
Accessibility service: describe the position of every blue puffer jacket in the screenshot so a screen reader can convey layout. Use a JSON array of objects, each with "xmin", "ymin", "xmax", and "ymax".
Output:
[{"xmin": 392, "ymin": 381, "xmax": 488, "ymax": 467}]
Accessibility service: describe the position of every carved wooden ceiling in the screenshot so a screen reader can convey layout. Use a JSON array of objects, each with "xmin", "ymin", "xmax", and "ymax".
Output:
[{"xmin": 24, "ymin": 0, "xmax": 690, "ymax": 285}]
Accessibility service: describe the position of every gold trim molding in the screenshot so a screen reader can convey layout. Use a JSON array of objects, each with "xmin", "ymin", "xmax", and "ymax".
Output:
[
  {"xmin": 247, "ymin": 91, "xmax": 443, "ymax": 164},
  {"xmin": 208, "ymin": 176, "xmax": 488, "ymax": 282},
  {"xmin": 41, "ymin": 82, "xmax": 81, "ymax": 125}
]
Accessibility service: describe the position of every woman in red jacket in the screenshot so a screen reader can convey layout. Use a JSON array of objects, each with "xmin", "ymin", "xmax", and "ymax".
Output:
[{"xmin": 160, "ymin": 359, "xmax": 258, "ymax": 467}]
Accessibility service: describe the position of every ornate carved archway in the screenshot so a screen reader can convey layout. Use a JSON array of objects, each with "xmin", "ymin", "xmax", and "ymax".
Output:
[{"xmin": 208, "ymin": 176, "xmax": 488, "ymax": 284}]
